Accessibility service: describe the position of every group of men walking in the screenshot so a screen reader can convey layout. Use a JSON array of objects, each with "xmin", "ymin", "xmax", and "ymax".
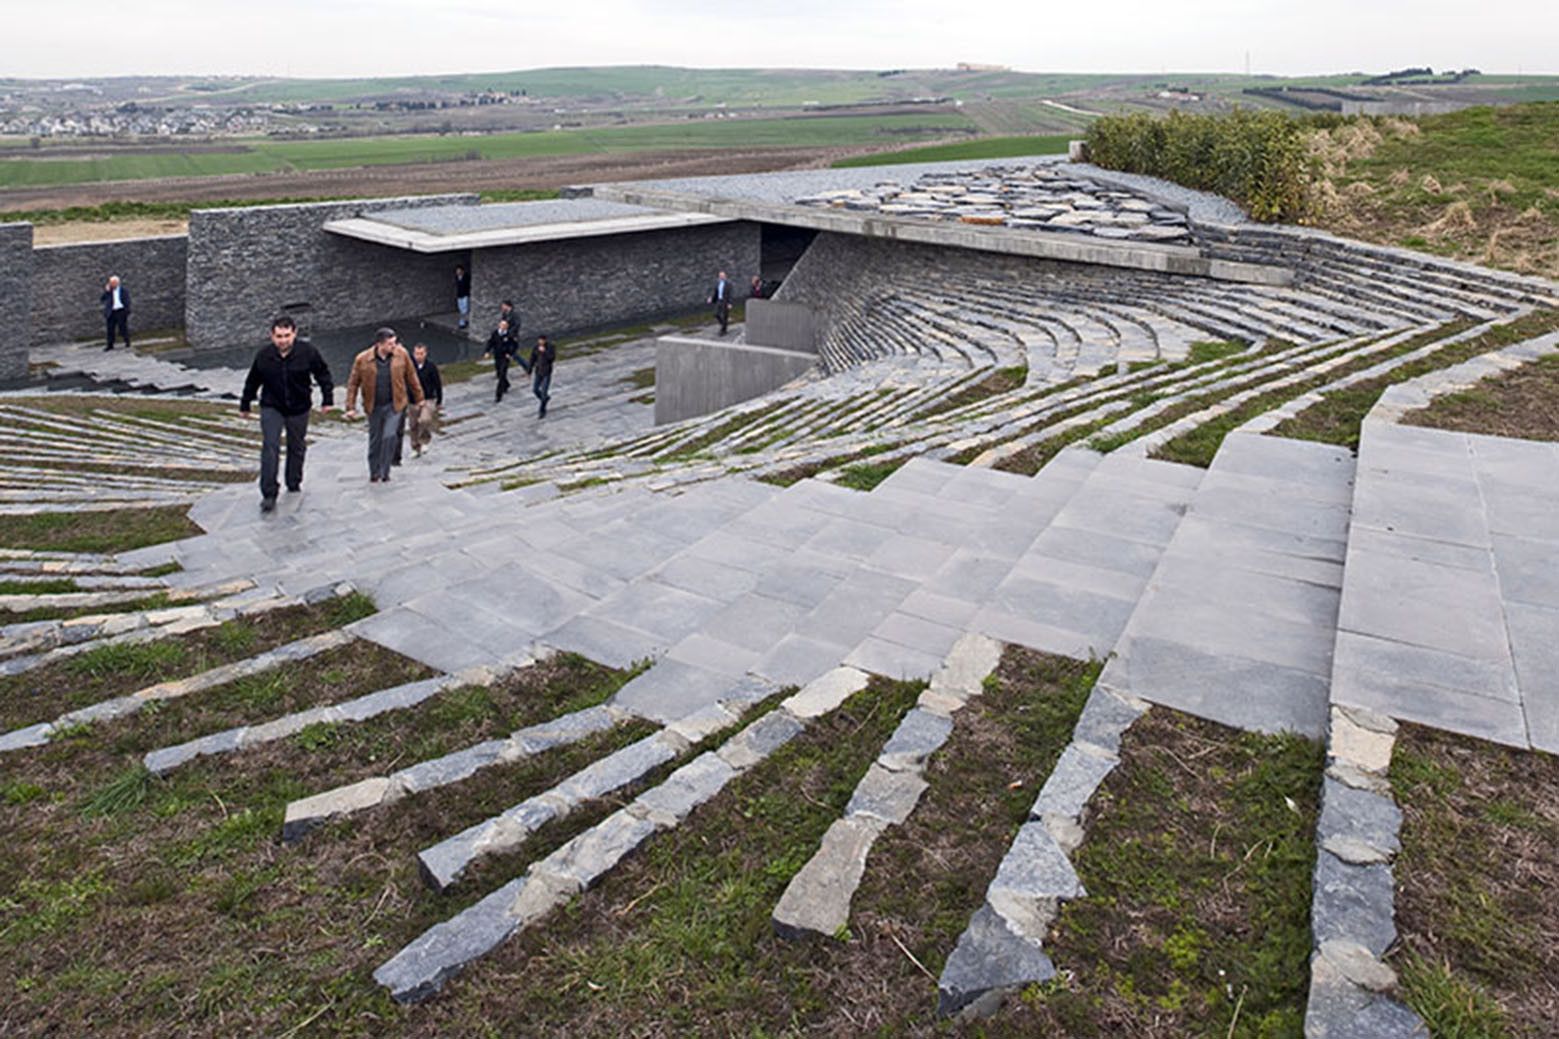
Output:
[
  {"xmin": 482, "ymin": 299, "xmax": 555, "ymax": 417},
  {"xmin": 238, "ymin": 318, "xmax": 446, "ymax": 513}
]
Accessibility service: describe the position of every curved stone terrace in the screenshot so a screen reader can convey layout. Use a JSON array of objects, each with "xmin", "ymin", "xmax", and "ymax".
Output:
[{"xmin": 3, "ymin": 159, "xmax": 1558, "ymax": 1035}]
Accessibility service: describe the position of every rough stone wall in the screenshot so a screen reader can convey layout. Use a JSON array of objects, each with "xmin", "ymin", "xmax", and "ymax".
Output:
[
  {"xmin": 185, "ymin": 195, "xmax": 477, "ymax": 350},
  {"xmin": 0, "ymin": 223, "xmax": 33, "ymax": 381},
  {"xmin": 32, "ymin": 235, "xmax": 188, "ymax": 346},
  {"xmin": 470, "ymin": 221, "xmax": 760, "ymax": 339}
]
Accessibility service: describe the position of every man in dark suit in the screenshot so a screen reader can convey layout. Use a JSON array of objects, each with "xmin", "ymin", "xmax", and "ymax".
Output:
[
  {"xmin": 709, "ymin": 270, "xmax": 733, "ymax": 335},
  {"xmin": 101, "ymin": 275, "xmax": 131, "ymax": 352}
]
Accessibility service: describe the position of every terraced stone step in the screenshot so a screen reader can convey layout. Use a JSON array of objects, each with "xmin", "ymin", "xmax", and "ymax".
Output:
[{"xmin": 372, "ymin": 665, "xmax": 869, "ymax": 1003}]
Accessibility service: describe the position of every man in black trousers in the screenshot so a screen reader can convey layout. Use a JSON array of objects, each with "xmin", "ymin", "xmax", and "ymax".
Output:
[
  {"xmin": 484, "ymin": 318, "xmax": 519, "ymax": 402},
  {"xmin": 709, "ymin": 270, "xmax": 733, "ymax": 335},
  {"xmin": 101, "ymin": 274, "xmax": 131, "ymax": 352},
  {"xmin": 527, "ymin": 334, "xmax": 555, "ymax": 418},
  {"xmin": 239, "ymin": 316, "xmax": 335, "ymax": 513}
]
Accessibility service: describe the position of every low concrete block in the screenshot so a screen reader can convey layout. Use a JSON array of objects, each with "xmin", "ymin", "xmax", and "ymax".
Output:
[
  {"xmin": 846, "ymin": 763, "xmax": 929, "ymax": 825},
  {"xmin": 877, "ymin": 708, "xmax": 955, "ymax": 772},
  {"xmin": 781, "ymin": 666, "xmax": 870, "ymax": 720},
  {"xmin": 1028, "ymin": 742, "xmax": 1119, "ymax": 820},
  {"xmin": 717, "ymin": 709, "xmax": 805, "ymax": 770},
  {"xmin": 633, "ymin": 751, "xmax": 738, "ymax": 826},
  {"xmin": 533, "ymin": 808, "xmax": 658, "ymax": 890}
]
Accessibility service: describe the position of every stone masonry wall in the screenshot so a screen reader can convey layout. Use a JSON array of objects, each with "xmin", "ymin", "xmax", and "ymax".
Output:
[
  {"xmin": 469, "ymin": 221, "xmax": 760, "ymax": 339},
  {"xmin": 32, "ymin": 235, "xmax": 188, "ymax": 346},
  {"xmin": 185, "ymin": 195, "xmax": 477, "ymax": 350},
  {"xmin": 0, "ymin": 223, "xmax": 33, "ymax": 381}
]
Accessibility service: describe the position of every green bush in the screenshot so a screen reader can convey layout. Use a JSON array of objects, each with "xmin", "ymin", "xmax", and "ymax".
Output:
[{"xmin": 1086, "ymin": 109, "xmax": 1317, "ymax": 223}]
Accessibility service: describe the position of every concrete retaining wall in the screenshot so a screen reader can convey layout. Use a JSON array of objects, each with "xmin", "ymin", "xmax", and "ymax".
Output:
[
  {"xmin": 744, "ymin": 299, "xmax": 824, "ymax": 353},
  {"xmin": 654, "ymin": 334, "xmax": 816, "ymax": 425},
  {"xmin": 470, "ymin": 221, "xmax": 760, "ymax": 340},
  {"xmin": 185, "ymin": 195, "xmax": 477, "ymax": 350},
  {"xmin": 0, "ymin": 223, "xmax": 33, "ymax": 381},
  {"xmin": 32, "ymin": 235, "xmax": 187, "ymax": 346}
]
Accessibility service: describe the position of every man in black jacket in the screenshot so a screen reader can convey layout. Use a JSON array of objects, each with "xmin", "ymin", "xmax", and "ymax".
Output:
[
  {"xmin": 527, "ymin": 334, "xmax": 555, "ymax": 418},
  {"xmin": 484, "ymin": 319, "xmax": 519, "ymax": 402},
  {"xmin": 239, "ymin": 316, "xmax": 335, "ymax": 512},
  {"xmin": 100, "ymin": 275, "xmax": 131, "ymax": 352}
]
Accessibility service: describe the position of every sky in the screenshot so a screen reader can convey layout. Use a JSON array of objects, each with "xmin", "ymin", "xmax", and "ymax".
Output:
[{"xmin": 16, "ymin": 0, "xmax": 1559, "ymax": 79}]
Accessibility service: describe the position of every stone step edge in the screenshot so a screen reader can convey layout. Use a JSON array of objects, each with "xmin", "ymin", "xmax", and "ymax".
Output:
[
  {"xmin": 936, "ymin": 682, "xmax": 1150, "ymax": 1019},
  {"xmin": 771, "ymin": 633, "xmax": 1004, "ymax": 941},
  {"xmin": 414, "ymin": 684, "xmax": 779, "ymax": 893},
  {"xmin": 0, "ymin": 627, "xmax": 356, "ymax": 756},
  {"xmin": 1303, "ymin": 704, "xmax": 1424, "ymax": 1037},
  {"xmin": 142, "ymin": 659, "xmax": 522, "ymax": 777},
  {"xmin": 0, "ymin": 579, "xmax": 337, "ymax": 679},
  {"xmin": 371, "ymin": 664, "xmax": 873, "ymax": 1005}
]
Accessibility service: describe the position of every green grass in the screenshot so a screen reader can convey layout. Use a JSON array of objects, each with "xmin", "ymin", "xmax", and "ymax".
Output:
[
  {"xmin": 1269, "ymin": 309, "xmax": 1559, "ymax": 451},
  {"xmin": 0, "ymin": 112, "xmax": 979, "ymax": 188},
  {"xmin": 832, "ymin": 459, "xmax": 905, "ymax": 491},
  {"xmin": 1028, "ymin": 712, "xmax": 1323, "ymax": 1037},
  {"xmin": 832, "ymin": 133, "xmax": 1071, "ymax": 167},
  {"xmin": 0, "ymin": 506, "xmax": 201, "ymax": 554}
]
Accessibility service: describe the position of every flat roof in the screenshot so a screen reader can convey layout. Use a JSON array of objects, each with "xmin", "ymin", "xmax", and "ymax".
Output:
[{"xmin": 323, "ymin": 197, "xmax": 732, "ymax": 253}]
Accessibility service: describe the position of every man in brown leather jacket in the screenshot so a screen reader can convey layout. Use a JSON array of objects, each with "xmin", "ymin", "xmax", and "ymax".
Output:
[{"xmin": 344, "ymin": 328, "xmax": 425, "ymax": 483}]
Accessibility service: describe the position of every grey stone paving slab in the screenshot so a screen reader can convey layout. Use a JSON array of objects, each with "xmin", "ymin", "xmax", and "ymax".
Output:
[
  {"xmin": 1490, "ymin": 534, "xmax": 1559, "ymax": 609},
  {"xmin": 845, "ymin": 763, "xmax": 929, "ymax": 824},
  {"xmin": 1312, "ymin": 851, "xmax": 1397, "ymax": 956},
  {"xmin": 878, "ymin": 708, "xmax": 955, "ymax": 772},
  {"xmin": 1006, "ymin": 551, "xmax": 1149, "ymax": 603},
  {"xmin": 844, "ymin": 637, "xmax": 946, "ymax": 680},
  {"xmin": 1106, "ymin": 635, "xmax": 1330, "ymax": 738},
  {"xmin": 752, "ymin": 634, "xmax": 849, "ymax": 686},
  {"xmin": 533, "ymin": 808, "xmax": 659, "ymax": 890},
  {"xmin": 1023, "ymin": 524, "xmax": 1168, "ymax": 578},
  {"xmin": 867, "ymin": 533, "xmax": 960, "ymax": 581},
  {"xmin": 1127, "ymin": 590, "xmax": 1336, "ymax": 675},
  {"xmin": 694, "ymin": 592, "xmax": 807, "ymax": 652},
  {"xmin": 896, "ymin": 588, "xmax": 981, "ymax": 628},
  {"xmin": 633, "ymin": 750, "xmax": 738, "ymax": 825},
  {"xmin": 651, "ymin": 554, "xmax": 761, "ymax": 601},
  {"xmin": 1352, "ymin": 478, "xmax": 1491, "ymax": 547},
  {"xmin": 541, "ymin": 614, "xmax": 663, "ymax": 669},
  {"xmin": 1332, "ymin": 665, "xmax": 1529, "ymax": 747},
  {"xmin": 972, "ymin": 607, "xmax": 1106, "ymax": 661},
  {"xmin": 1338, "ymin": 549, "xmax": 1509, "ymax": 663},
  {"xmin": 1506, "ymin": 601, "xmax": 1559, "ymax": 753},
  {"xmin": 612, "ymin": 659, "xmax": 741, "ymax": 724},
  {"xmin": 922, "ymin": 550, "xmax": 1020, "ymax": 601},
  {"xmin": 349, "ymin": 608, "xmax": 501, "ymax": 672},
  {"xmin": 937, "ymin": 903, "xmax": 1056, "ymax": 1018},
  {"xmin": 772, "ymin": 815, "xmax": 888, "ymax": 940},
  {"xmin": 717, "ymin": 708, "xmax": 805, "ymax": 770},
  {"xmin": 373, "ymin": 877, "xmax": 535, "ymax": 1004},
  {"xmin": 988, "ymin": 820, "xmax": 1085, "ymax": 928},
  {"xmin": 587, "ymin": 579, "xmax": 724, "ymax": 644},
  {"xmin": 1333, "ymin": 630, "xmax": 1516, "ymax": 706},
  {"xmin": 989, "ymin": 575, "xmax": 1137, "ymax": 643},
  {"xmin": 1029, "ymin": 743, "xmax": 1119, "ymax": 819},
  {"xmin": 665, "ymin": 632, "xmax": 763, "ymax": 677}
]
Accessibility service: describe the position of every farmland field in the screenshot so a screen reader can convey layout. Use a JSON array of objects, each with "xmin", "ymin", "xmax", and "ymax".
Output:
[{"xmin": 0, "ymin": 111, "xmax": 977, "ymax": 188}]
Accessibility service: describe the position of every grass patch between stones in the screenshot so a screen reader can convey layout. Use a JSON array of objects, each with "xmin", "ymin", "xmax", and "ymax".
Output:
[
  {"xmin": 1389, "ymin": 724, "xmax": 1559, "ymax": 1038},
  {"xmin": 1023, "ymin": 709, "xmax": 1323, "ymax": 1038},
  {"xmin": 0, "ymin": 506, "xmax": 202, "ymax": 554},
  {"xmin": 1400, "ymin": 349, "xmax": 1559, "ymax": 442},
  {"xmin": 1266, "ymin": 309, "xmax": 1559, "ymax": 452},
  {"xmin": 0, "ymin": 593, "xmax": 378, "ymax": 732}
]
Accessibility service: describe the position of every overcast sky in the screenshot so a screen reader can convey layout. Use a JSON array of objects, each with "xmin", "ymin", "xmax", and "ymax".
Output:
[{"xmin": 17, "ymin": 0, "xmax": 1559, "ymax": 79}]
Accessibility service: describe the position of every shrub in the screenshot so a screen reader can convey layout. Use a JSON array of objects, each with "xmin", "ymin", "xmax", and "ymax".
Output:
[{"xmin": 1086, "ymin": 109, "xmax": 1318, "ymax": 223}]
